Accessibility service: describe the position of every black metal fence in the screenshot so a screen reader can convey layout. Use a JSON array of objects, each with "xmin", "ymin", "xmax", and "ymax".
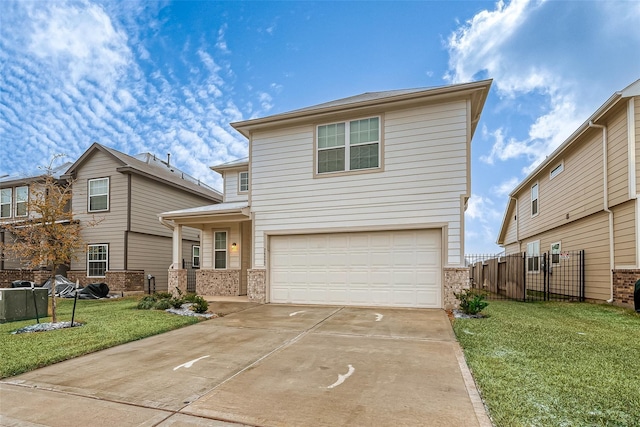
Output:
[
  {"xmin": 182, "ymin": 260, "xmax": 198, "ymax": 294},
  {"xmin": 466, "ymin": 250, "xmax": 585, "ymax": 302}
]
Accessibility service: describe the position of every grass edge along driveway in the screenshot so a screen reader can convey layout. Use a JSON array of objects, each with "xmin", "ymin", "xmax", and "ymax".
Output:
[
  {"xmin": 453, "ymin": 301, "xmax": 640, "ymax": 427},
  {"xmin": 0, "ymin": 297, "xmax": 202, "ymax": 379}
]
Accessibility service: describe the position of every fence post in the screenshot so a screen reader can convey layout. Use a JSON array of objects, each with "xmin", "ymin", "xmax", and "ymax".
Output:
[
  {"xmin": 522, "ymin": 252, "xmax": 527, "ymax": 302},
  {"xmin": 543, "ymin": 252, "xmax": 548, "ymax": 301},
  {"xmin": 580, "ymin": 250, "xmax": 585, "ymax": 302}
]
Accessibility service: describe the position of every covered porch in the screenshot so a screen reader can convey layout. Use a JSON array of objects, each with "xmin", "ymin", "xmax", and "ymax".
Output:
[{"xmin": 159, "ymin": 202, "xmax": 253, "ymax": 300}]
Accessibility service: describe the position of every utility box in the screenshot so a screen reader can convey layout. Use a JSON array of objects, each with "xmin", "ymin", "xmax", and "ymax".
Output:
[{"xmin": 0, "ymin": 288, "xmax": 48, "ymax": 323}]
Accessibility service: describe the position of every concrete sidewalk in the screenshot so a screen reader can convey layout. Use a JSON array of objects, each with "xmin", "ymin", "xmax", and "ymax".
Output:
[{"xmin": 0, "ymin": 303, "xmax": 491, "ymax": 427}]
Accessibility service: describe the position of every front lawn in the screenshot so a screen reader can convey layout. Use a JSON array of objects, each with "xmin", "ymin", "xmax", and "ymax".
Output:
[
  {"xmin": 453, "ymin": 301, "xmax": 640, "ymax": 427},
  {"xmin": 0, "ymin": 297, "xmax": 201, "ymax": 378}
]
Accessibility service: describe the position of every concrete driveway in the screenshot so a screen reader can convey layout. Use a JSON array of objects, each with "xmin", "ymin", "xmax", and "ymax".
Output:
[{"xmin": 0, "ymin": 303, "xmax": 490, "ymax": 427}]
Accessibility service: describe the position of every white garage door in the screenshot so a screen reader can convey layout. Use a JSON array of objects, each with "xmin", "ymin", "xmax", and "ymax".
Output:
[{"xmin": 269, "ymin": 229, "xmax": 441, "ymax": 308}]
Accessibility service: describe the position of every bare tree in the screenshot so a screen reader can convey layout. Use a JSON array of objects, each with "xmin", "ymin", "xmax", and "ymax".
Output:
[{"xmin": 1, "ymin": 156, "xmax": 96, "ymax": 322}]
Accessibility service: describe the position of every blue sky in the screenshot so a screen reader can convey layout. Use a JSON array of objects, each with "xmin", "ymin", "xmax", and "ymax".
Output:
[{"xmin": 1, "ymin": 0, "xmax": 639, "ymax": 254}]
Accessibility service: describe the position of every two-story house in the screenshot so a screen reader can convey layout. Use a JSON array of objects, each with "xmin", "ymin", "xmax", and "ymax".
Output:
[
  {"xmin": 497, "ymin": 79, "xmax": 640, "ymax": 307},
  {"xmin": 160, "ymin": 80, "xmax": 492, "ymax": 309},
  {"xmin": 58, "ymin": 142, "xmax": 222, "ymax": 293},
  {"xmin": 0, "ymin": 162, "xmax": 73, "ymax": 281}
]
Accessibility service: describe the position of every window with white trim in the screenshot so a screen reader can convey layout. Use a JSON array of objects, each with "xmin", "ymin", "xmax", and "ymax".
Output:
[
  {"xmin": 87, "ymin": 244, "xmax": 108, "ymax": 277},
  {"xmin": 0, "ymin": 188, "xmax": 11, "ymax": 218},
  {"xmin": 526, "ymin": 241, "xmax": 540, "ymax": 272},
  {"xmin": 317, "ymin": 117, "xmax": 380, "ymax": 174},
  {"xmin": 550, "ymin": 162, "xmax": 563, "ymax": 179},
  {"xmin": 214, "ymin": 231, "xmax": 227, "ymax": 269},
  {"xmin": 531, "ymin": 183, "xmax": 539, "ymax": 217},
  {"xmin": 15, "ymin": 186, "xmax": 28, "ymax": 217},
  {"xmin": 192, "ymin": 245, "xmax": 200, "ymax": 268},
  {"xmin": 550, "ymin": 241, "xmax": 561, "ymax": 265},
  {"xmin": 239, "ymin": 171, "xmax": 249, "ymax": 193},
  {"xmin": 88, "ymin": 178, "xmax": 109, "ymax": 212}
]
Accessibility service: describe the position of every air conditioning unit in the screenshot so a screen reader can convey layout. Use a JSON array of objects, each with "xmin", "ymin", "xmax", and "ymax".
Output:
[{"xmin": 0, "ymin": 288, "xmax": 48, "ymax": 323}]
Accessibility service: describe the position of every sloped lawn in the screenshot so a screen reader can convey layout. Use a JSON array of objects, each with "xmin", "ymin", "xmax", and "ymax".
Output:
[
  {"xmin": 453, "ymin": 301, "xmax": 640, "ymax": 427},
  {"xmin": 0, "ymin": 297, "xmax": 201, "ymax": 378}
]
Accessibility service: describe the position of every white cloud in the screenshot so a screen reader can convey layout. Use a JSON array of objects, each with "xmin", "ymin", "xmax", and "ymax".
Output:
[
  {"xmin": 491, "ymin": 177, "xmax": 520, "ymax": 198},
  {"xmin": 466, "ymin": 194, "xmax": 501, "ymax": 223}
]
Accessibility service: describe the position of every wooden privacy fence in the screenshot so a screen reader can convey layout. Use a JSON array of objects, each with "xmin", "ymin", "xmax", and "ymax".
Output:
[{"xmin": 466, "ymin": 251, "xmax": 585, "ymax": 302}]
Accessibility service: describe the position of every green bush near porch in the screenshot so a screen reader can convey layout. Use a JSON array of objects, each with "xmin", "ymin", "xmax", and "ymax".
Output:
[
  {"xmin": 0, "ymin": 297, "xmax": 202, "ymax": 379},
  {"xmin": 453, "ymin": 301, "xmax": 640, "ymax": 426}
]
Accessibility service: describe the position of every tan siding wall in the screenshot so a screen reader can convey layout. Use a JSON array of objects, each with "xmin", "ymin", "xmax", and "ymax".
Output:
[
  {"xmin": 517, "ymin": 128, "xmax": 604, "ymax": 240},
  {"xmin": 127, "ymin": 232, "xmax": 199, "ymax": 292},
  {"xmin": 70, "ymin": 152, "xmax": 127, "ymax": 272},
  {"xmin": 606, "ymin": 104, "xmax": 630, "ymax": 206},
  {"xmin": 519, "ymin": 211, "xmax": 610, "ymax": 301},
  {"xmin": 223, "ymin": 170, "xmax": 249, "ymax": 203},
  {"xmin": 250, "ymin": 100, "xmax": 470, "ymax": 267},
  {"xmin": 613, "ymin": 199, "xmax": 636, "ymax": 267},
  {"xmin": 504, "ymin": 242, "xmax": 520, "ymax": 255},
  {"xmin": 635, "ymin": 97, "xmax": 640, "ymax": 195},
  {"xmin": 504, "ymin": 210, "xmax": 517, "ymax": 245},
  {"xmin": 130, "ymin": 174, "xmax": 213, "ymax": 241}
]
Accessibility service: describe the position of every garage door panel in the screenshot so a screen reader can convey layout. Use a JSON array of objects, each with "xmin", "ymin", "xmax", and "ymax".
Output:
[{"xmin": 270, "ymin": 230, "xmax": 441, "ymax": 308}]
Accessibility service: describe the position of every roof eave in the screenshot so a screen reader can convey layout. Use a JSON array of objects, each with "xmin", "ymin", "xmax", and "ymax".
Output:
[{"xmin": 231, "ymin": 79, "xmax": 493, "ymax": 138}]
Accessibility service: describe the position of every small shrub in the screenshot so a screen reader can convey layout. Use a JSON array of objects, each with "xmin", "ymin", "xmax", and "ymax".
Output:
[
  {"xmin": 454, "ymin": 289, "xmax": 488, "ymax": 315},
  {"xmin": 183, "ymin": 293, "xmax": 199, "ymax": 303},
  {"xmin": 154, "ymin": 292, "xmax": 173, "ymax": 300},
  {"xmin": 189, "ymin": 296, "xmax": 208, "ymax": 314},
  {"xmin": 169, "ymin": 297, "xmax": 184, "ymax": 309},
  {"xmin": 137, "ymin": 296, "xmax": 157, "ymax": 310},
  {"xmin": 154, "ymin": 299, "xmax": 171, "ymax": 310}
]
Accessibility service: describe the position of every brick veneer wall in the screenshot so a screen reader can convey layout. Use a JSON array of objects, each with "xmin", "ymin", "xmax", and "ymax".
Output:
[
  {"xmin": 168, "ymin": 269, "xmax": 187, "ymax": 298},
  {"xmin": 196, "ymin": 269, "xmax": 240, "ymax": 296},
  {"xmin": 248, "ymin": 269, "xmax": 266, "ymax": 303},
  {"xmin": 443, "ymin": 267, "xmax": 470, "ymax": 310},
  {"xmin": 612, "ymin": 269, "xmax": 639, "ymax": 308},
  {"xmin": 68, "ymin": 270, "xmax": 144, "ymax": 293},
  {"xmin": 0, "ymin": 270, "xmax": 34, "ymax": 287}
]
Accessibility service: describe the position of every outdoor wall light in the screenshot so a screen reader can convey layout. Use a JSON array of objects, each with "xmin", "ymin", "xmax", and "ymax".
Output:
[{"xmin": 231, "ymin": 242, "xmax": 238, "ymax": 252}]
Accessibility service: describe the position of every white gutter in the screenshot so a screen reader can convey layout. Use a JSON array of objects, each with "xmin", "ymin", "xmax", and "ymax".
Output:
[
  {"xmin": 589, "ymin": 121, "xmax": 615, "ymax": 303},
  {"xmin": 158, "ymin": 215, "xmax": 175, "ymax": 230}
]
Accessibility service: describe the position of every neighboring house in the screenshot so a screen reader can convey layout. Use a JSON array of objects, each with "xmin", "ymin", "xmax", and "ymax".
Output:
[
  {"xmin": 160, "ymin": 80, "xmax": 492, "ymax": 309},
  {"xmin": 0, "ymin": 162, "xmax": 73, "ymax": 278},
  {"xmin": 497, "ymin": 79, "xmax": 640, "ymax": 307},
  {"xmin": 58, "ymin": 143, "xmax": 222, "ymax": 292}
]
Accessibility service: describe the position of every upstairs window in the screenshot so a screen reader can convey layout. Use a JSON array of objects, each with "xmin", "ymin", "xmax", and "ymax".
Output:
[
  {"xmin": 527, "ymin": 241, "xmax": 540, "ymax": 272},
  {"xmin": 88, "ymin": 178, "xmax": 109, "ymax": 212},
  {"xmin": 87, "ymin": 244, "xmax": 108, "ymax": 277},
  {"xmin": 317, "ymin": 117, "xmax": 380, "ymax": 174},
  {"xmin": 239, "ymin": 171, "xmax": 249, "ymax": 193},
  {"xmin": 0, "ymin": 188, "xmax": 11, "ymax": 218},
  {"xmin": 531, "ymin": 183, "xmax": 539, "ymax": 217},
  {"xmin": 214, "ymin": 231, "xmax": 227, "ymax": 269},
  {"xmin": 15, "ymin": 186, "xmax": 28, "ymax": 217}
]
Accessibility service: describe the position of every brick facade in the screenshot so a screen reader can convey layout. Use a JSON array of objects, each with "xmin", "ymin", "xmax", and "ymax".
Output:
[
  {"xmin": 0, "ymin": 270, "xmax": 34, "ymax": 287},
  {"xmin": 247, "ymin": 269, "xmax": 266, "ymax": 303},
  {"xmin": 443, "ymin": 267, "xmax": 471, "ymax": 310},
  {"xmin": 168, "ymin": 269, "xmax": 187, "ymax": 298},
  {"xmin": 196, "ymin": 269, "xmax": 240, "ymax": 296},
  {"xmin": 612, "ymin": 269, "xmax": 639, "ymax": 308},
  {"xmin": 67, "ymin": 270, "xmax": 144, "ymax": 294}
]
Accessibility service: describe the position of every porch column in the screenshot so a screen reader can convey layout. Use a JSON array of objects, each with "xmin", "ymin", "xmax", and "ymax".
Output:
[{"xmin": 172, "ymin": 224, "xmax": 183, "ymax": 268}]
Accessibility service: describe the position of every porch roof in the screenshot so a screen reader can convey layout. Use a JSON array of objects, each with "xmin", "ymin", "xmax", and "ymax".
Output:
[{"xmin": 159, "ymin": 201, "xmax": 250, "ymax": 223}]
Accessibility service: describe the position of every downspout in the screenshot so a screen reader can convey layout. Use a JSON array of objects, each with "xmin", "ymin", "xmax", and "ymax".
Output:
[{"xmin": 589, "ymin": 121, "xmax": 614, "ymax": 303}]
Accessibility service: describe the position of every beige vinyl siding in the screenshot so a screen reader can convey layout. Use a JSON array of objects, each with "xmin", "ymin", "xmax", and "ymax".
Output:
[
  {"xmin": 70, "ymin": 152, "xmax": 127, "ymax": 272},
  {"xmin": 606, "ymin": 104, "xmax": 630, "ymax": 206},
  {"xmin": 635, "ymin": 97, "xmax": 640, "ymax": 195},
  {"xmin": 241, "ymin": 220, "xmax": 251, "ymax": 294},
  {"xmin": 223, "ymin": 171, "xmax": 249, "ymax": 203},
  {"xmin": 518, "ymin": 211, "xmax": 611, "ymax": 301},
  {"xmin": 503, "ymin": 211, "xmax": 518, "ymax": 246},
  {"xmin": 517, "ymin": 129, "xmax": 604, "ymax": 239},
  {"xmin": 613, "ymin": 199, "xmax": 636, "ymax": 267},
  {"xmin": 129, "ymin": 174, "xmax": 210, "ymax": 241},
  {"xmin": 504, "ymin": 242, "xmax": 520, "ymax": 255},
  {"xmin": 250, "ymin": 100, "xmax": 470, "ymax": 267},
  {"xmin": 127, "ymin": 232, "xmax": 198, "ymax": 291}
]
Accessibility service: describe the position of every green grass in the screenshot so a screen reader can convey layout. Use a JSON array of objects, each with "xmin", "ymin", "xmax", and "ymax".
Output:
[
  {"xmin": 0, "ymin": 297, "xmax": 202, "ymax": 378},
  {"xmin": 453, "ymin": 301, "xmax": 640, "ymax": 427}
]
